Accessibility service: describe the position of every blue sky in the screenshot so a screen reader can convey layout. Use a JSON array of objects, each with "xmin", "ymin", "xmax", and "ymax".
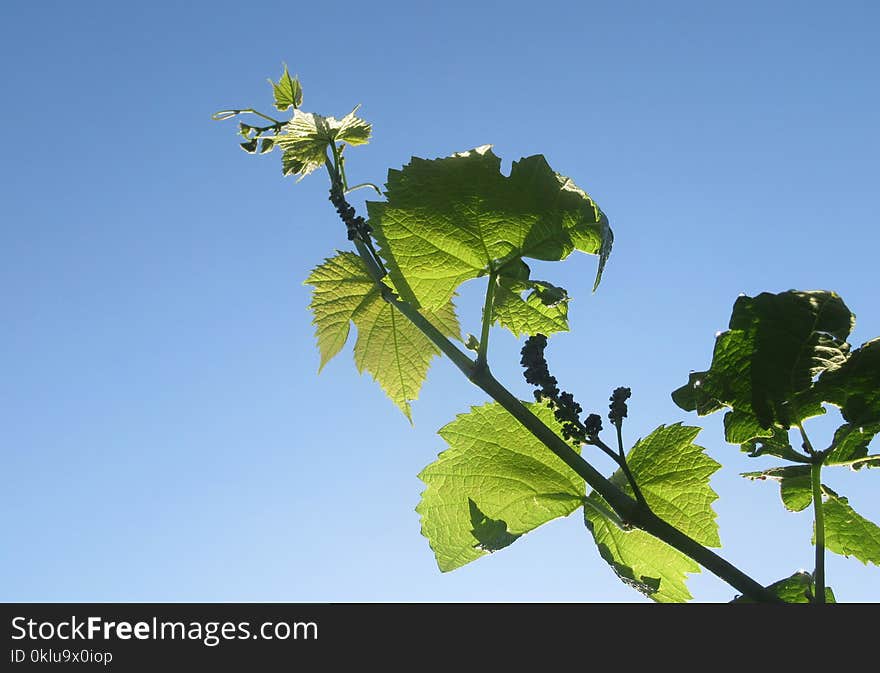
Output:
[{"xmin": 1, "ymin": 0, "xmax": 878, "ymax": 602}]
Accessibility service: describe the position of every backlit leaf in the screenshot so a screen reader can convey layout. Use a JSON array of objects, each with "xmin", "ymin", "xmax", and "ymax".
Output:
[
  {"xmin": 742, "ymin": 466, "xmax": 812, "ymax": 512},
  {"xmin": 367, "ymin": 146, "xmax": 612, "ymax": 319},
  {"xmin": 584, "ymin": 424, "xmax": 721, "ymax": 602},
  {"xmin": 275, "ymin": 107, "xmax": 372, "ymax": 178},
  {"xmin": 819, "ymin": 493, "xmax": 880, "ymax": 566},
  {"xmin": 417, "ymin": 402, "xmax": 584, "ymax": 572},
  {"xmin": 270, "ymin": 65, "xmax": 303, "ymax": 111},
  {"xmin": 305, "ymin": 252, "xmax": 459, "ymax": 419}
]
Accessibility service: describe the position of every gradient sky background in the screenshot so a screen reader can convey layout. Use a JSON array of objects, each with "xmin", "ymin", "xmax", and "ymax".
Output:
[{"xmin": 2, "ymin": 1, "xmax": 878, "ymax": 602}]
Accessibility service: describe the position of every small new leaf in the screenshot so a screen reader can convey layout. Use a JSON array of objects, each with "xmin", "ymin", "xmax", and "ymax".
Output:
[
  {"xmin": 417, "ymin": 402, "xmax": 585, "ymax": 572},
  {"xmin": 493, "ymin": 277, "xmax": 570, "ymax": 337},
  {"xmin": 239, "ymin": 138, "xmax": 259, "ymax": 154},
  {"xmin": 270, "ymin": 65, "xmax": 303, "ymax": 111}
]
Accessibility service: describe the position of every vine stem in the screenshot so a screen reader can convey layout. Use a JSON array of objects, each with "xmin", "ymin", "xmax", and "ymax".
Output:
[
  {"xmin": 811, "ymin": 460, "xmax": 826, "ymax": 604},
  {"xmin": 476, "ymin": 272, "xmax": 497, "ymax": 369},
  {"xmin": 328, "ymin": 182, "xmax": 780, "ymax": 603}
]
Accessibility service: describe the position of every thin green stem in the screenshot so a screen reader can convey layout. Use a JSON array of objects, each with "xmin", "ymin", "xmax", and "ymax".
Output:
[
  {"xmin": 329, "ymin": 143, "xmax": 349, "ymax": 191},
  {"xmin": 476, "ymin": 272, "xmax": 497, "ymax": 369},
  {"xmin": 587, "ymin": 436, "xmax": 620, "ymax": 463},
  {"xmin": 797, "ymin": 420, "xmax": 817, "ymax": 457},
  {"xmin": 615, "ymin": 423, "xmax": 647, "ymax": 506},
  {"xmin": 811, "ymin": 461, "xmax": 826, "ymax": 604}
]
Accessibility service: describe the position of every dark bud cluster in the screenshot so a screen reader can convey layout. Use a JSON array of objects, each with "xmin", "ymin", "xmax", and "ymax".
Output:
[
  {"xmin": 520, "ymin": 334, "xmax": 558, "ymax": 398},
  {"xmin": 520, "ymin": 334, "xmax": 599, "ymax": 445},
  {"xmin": 329, "ymin": 184, "xmax": 372, "ymax": 241},
  {"xmin": 583, "ymin": 413, "xmax": 603, "ymax": 437},
  {"xmin": 609, "ymin": 386, "xmax": 632, "ymax": 427}
]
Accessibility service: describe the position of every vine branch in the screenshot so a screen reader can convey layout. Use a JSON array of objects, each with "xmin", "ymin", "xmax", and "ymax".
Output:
[
  {"xmin": 810, "ymin": 460, "xmax": 826, "ymax": 604},
  {"xmin": 326, "ymin": 181, "xmax": 780, "ymax": 603}
]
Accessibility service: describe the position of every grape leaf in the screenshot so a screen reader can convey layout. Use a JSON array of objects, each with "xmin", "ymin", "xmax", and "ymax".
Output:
[
  {"xmin": 269, "ymin": 65, "xmax": 303, "ymax": 111},
  {"xmin": 416, "ymin": 402, "xmax": 584, "ymax": 572},
  {"xmin": 584, "ymin": 515, "xmax": 698, "ymax": 603},
  {"xmin": 826, "ymin": 422, "xmax": 880, "ymax": 469},
  {"xmin": 819, "ymin": 493, "xmax": 880, "ymax": 566},
  {"xmin": 672, "ymin": 290, "xmax": 853, "ymax": 447},
  {"xmin": 739, "ymin": 426, "xmax": 809, "ymax": 462},
  {"xmin": 731, "ymin": 571, "xmax": 835, "ymax": 603},
  {"xmin": 741, "ymin": 466, "xmax": 812, "ymax": 512},
  {"xmin": 305, "ymin": 252, "xmax": 460, "ymax": 420},
  {"xmin": 275, "ymin": 107, "xmax": 371, "ymax": 178},
  {"xmin": 584, "ymin": 424, "xmax": 721, "ymax": 602},
  {"xmin": 366, "ymin": 146, "xmax": 612, "ymax": 318},
  {"xmin": 815, "ymin": 338, "xmax": 880, "ymax": 426},
  {"xmin": 492, "ymin": 277, "xmax": 570, "ymax": 336}
]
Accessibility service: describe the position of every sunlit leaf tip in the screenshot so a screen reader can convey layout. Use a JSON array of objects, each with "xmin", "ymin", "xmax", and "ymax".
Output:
[
  {"xmin": 270, "ymin": 64, "xmax": 303, "ymax": 111},
  {"xmin": 275, "ymin": 107, "xmax": 372, "ymax": 179}
]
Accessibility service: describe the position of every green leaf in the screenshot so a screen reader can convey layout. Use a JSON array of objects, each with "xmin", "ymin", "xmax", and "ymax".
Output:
[
  {"xmin": 239, "ymin": 138, "xmax": 258, "ymax": 154},
  {"xmin": 275, "ymin": 106, "xmax": 372, "ymax": 178},
  {"xmin": 258, "ymin": 138, "xmax": 275, "ymax": 154},
  {"xmin": 492, "ymin": 277, "xmax": 570, "ymax": 336},
  {"xmin": 672, "ymin": 290, "xmax": 853, "ymax": 447},
  {"xmin": 585, "ymin": 514, "xmax": 697, "ymax": 603},
  {"xmin": 819, "ymin": 492, "xmax": 880, "ymax": 565},
  {"xmin": 584, "ymin": 424, "xmax": 721, "ymax": 602},
  {"xmin": 417, "ymin": 402, "xmax": 585, "ymax": 572},
  {"xmin": 304, "ymin": 252, "xmax": 460, "ymax": 420},
  {"xmin": 742, "ymin": 465, "xmax": 812, "ymax": 512},
  {"xmin": 366, "ymin": 146, "xmax": 612, "ymax": 315},
  {"xmin": 826, "ymin": 422, "xmax": 880, "ymax": 469},
  {"xmin": 739, "ymin": 426, "xmax": 810, "ymax": 462},
  {"xmin": 731, "ymin": 571, "xmax": 835, "ymax": 603},
  {"xmin": 269, "ymin": 65, "xmax": 303, "ymax": 111},
  {"xmin": 815, "ymin": 338, "xmax": 880, "ymax": 426}
]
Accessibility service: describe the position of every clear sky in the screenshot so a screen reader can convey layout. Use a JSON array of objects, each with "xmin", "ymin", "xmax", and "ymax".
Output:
[{"xmin": 1, "ymin": 0, "xmax": 878, "ymax": 602}]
